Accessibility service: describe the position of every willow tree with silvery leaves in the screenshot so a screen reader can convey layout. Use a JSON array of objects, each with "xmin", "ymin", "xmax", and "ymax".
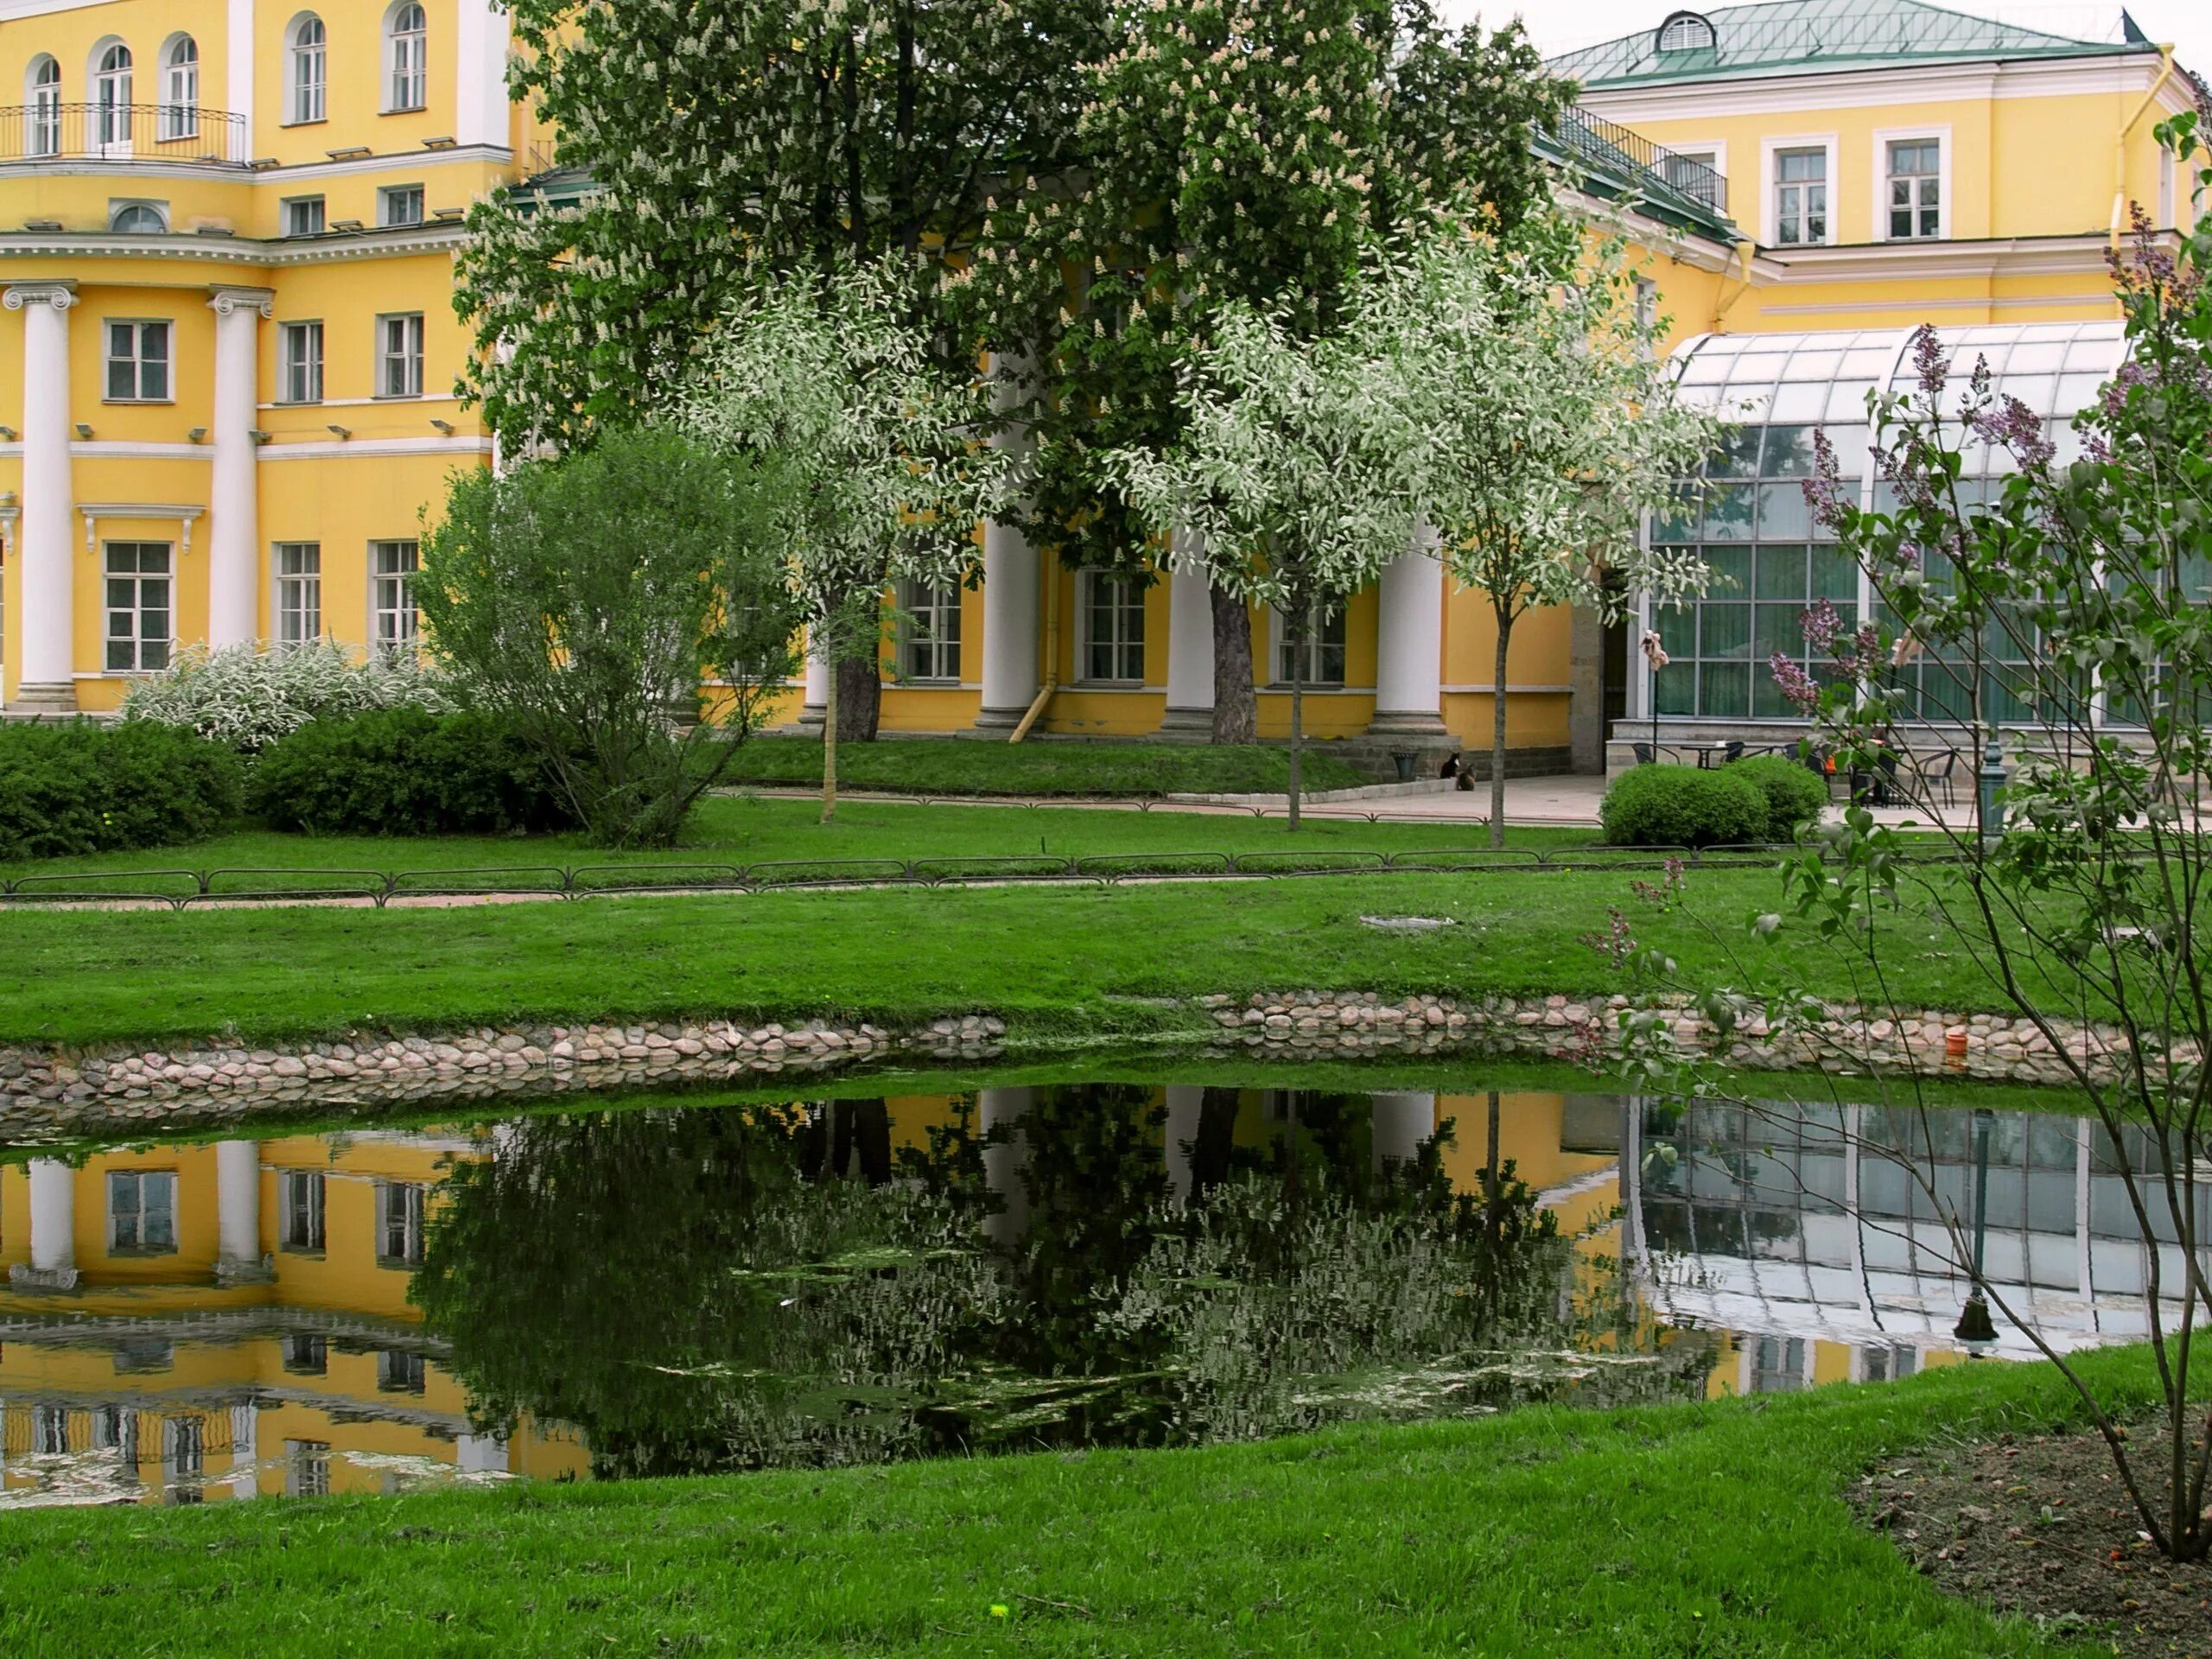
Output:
[
  {"xmin": 676, "ymin": 264, "xmax": 1007, "ymax": 823},
  {"xmin": 1110, "ymin": 285, "xmax": 1421, "ymax": 827},
  {"xmin": 1382, "ymin": 221, "xmax": 1723, "ymax": 847}
]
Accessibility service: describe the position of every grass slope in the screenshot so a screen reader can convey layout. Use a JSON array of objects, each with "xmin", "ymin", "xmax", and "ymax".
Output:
[
  {"xmin": 720, "ymin": 736, "xmax": 1375, "ymax": 796},
  {"xmin": 0, "ymin": 863, "xmax": 2024, "ymax": 1051},
  {"xmin": 0, "ymin": 1350, "xmax": 2170, "ymax": 1658}
]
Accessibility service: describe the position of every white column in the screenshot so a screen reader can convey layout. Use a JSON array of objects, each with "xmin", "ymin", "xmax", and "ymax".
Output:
[
  {"xmin": 226, "ymin": 0, "xmax": 257, "ymax": 161},
  {"xmin": 228, "ymin": 1404, "xmax": 259, "ymax": 1501},
  {"xmin": 458, "ymin": 1433, "xmax": 510, "ymax": 1475},
  {"xmin": 1164, "ymin": 1086, "xmax": 1204, "ymax": 1202},
  {"xmin": 5, "ymin": 282, "xmax": 78, "ymax": 710},
  {"xmin": 800, "ymin": 639, "xmax": 830, "ymax": 730},
  {"xmin": 215, "ymin": 1140, "xmax": 262, "ymax": 1274},
  {"xmin": 1161, "ymin": 555, "xmax": 1215, "ymax": 734},
  {"xmin": 456, "ymin": 0, "xmax": 514, "ymax": 151},
  {"xmin": 979, "ymin": 1087, "xmax": 1032, "ymax": 1244},
  {"xmin": 10, "ymin": 1159, "xmax": 78, "ymax": 1291},
  {"xmin": 976, "ymin": 353, "xmax": 1038, "ymax": 729},
  {"xmin": 1370, "ymin": 1094, "xmax": 1436, "ymax": 1173},
  {"xmin": 1370, "ymin": 538, "xmax": 1447, "ymax": 735},
  {"xmin": 207, "ymin": 288, "xmax": 272, "ymax": 650}
]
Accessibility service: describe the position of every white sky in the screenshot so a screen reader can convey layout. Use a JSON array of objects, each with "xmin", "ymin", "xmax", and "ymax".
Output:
[{"xmin": 1443, "ymin": 1, "xmax": 2212, "ymax": 80}]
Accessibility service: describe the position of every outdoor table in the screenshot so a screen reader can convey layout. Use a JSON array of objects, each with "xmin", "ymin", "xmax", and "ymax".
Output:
[{"xmin": 1694, "ymin": 744, "xmax": 1731, "ymax": 769}]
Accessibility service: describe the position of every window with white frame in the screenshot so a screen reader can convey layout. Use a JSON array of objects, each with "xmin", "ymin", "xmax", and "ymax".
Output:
[
  {"xmin": 1662, "ymin": 148, "xmax": 1721, "ymax": 209},
  {"xmin": 276, "ymin": 543, "xmax": 321, "ymax": 643},
  {"xmin": 28, "ymin": 57, "xmax": 60, "ymax": 156},
  {"xmin": 109, "ymin": 1170, "xmax": 179, "ymax": 1254},
  {"xmin": 386, "ymin": 2, "xmax": 428, "ymax": 111},
  {"xmin": 372, "ymin": 540, "xmax": 419, "ymax": 655},
  {"xmin": 285, "ymin": 1440, "xmax": 332, "ymax": 1497},
  {"xmin": 283, "ymin": 195, "xmax": 326, "ymax": 237},
  {"xmin": 378, "ymin": 184, "xmax": 425, "ymax": 227},
  {"xmin": 378, "ymin": 312, "xmax": 424, "ymax": 397},
  {"xmin": 1656, "ymin": 11, "xmax": 1715, "ymax": 53},
  {"xmin": 110, "ymin": 200, "xmax": 168, "ymax": 234},
  {"xmin": 897, "ymin": 579, "xmax": 962, "ymax": 681},
  {"xmin": 1272, "ymin": 604, "xmax": 1346, "ymax": 688},
  {"xmin": 105, "ymin": 320, "xmax": 171, "ymax": 400},
  {"xmin": 289, "ymin": 16, "xmax": 327, "ymax": 124},
  {"xmin": 93, "ymin": 41, "xmax": 133, "ymax": 147},
  {"xmin": 1081, "ymin": 569, "xmax": 1146, "ymax": 682},
  {"xmin": 280, "ymin": 321, "xmax": 324, "ymax": 404},
  {"xmin": 105, "ymin": 543, "xmax": 173, "ymax": 671},
  {"xmin": 376, "ymin": 1181, "xmax": 427, "ymax": 1265},
  {"xmin": 1886, "ymin": 138, "xmax": 1942, "ymax": 240},
  {"xmin": 160, "ymin": 36, "xmax": 200, "ymax": 139},
  {"xmin": 378, "ymin": 1348, "xmax": 427, "ymax": 1393},
  {"xmin": 1772, "ymin": 147, "xmax": 1827, "ymax": 246},
  {"xmin": 280, "ymin": 1169, "xmax": 326, "ymax": 1251},
  {"xmin": 283, "ymin": 1334, "xmax": 327, "ymax": 1375}
]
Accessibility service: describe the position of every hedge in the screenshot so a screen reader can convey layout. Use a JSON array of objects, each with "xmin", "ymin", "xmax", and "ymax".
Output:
[
  {"xmin": 248, "ymin": 709, "xmax": 572, "ymax": 837},
  {"xmin": 1726, "ymin": 754, "xmax": 1830, "ymax": 840},
  {"xmin": 0, "ymin": 721, "xmax": 243, "ymax": 860},
  {"xmin": 1599, "ymin": 764, "xmax": 1770, "ymax": 849}
]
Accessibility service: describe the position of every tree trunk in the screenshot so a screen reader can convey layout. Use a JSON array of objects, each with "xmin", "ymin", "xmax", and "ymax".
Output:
[
  {"xmin": 1209, "ymin": 585, "xmax": 1256, "ymax": 746},
  {"xmin": 1287, "ymin": 642, "xmax": 1305, "ymax": 832},
  {"xmin": 836, "ymin": 652, "xmax": 881, "ymax": 743},
  {"xmin": 1190, "ymin": 1087, "xmax": 1241, "ymax": 1203},
  {"xmin": 1490, "ymin": 609, "xmax": 1514, "ymax": 850},
  {"xmin": 822, "ymin": 664, "xmax": 839, "ymax": 825}
]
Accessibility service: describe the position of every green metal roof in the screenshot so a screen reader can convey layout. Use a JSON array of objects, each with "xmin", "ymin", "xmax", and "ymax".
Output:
[{"xmin": 1548, "ymin": 1, "xmax": 2153, "ymax": 89}]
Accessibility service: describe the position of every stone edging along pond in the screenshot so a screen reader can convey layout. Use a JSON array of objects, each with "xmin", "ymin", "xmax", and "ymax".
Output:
[{"xmin": 0, "ymin": 993, "xmax": 2123, "ymax": 1141}]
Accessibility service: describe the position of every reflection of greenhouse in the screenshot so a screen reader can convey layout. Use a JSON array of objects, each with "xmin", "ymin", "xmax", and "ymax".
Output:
[
  {"xmin": 1620, "ymin": 320, "xmax": 2132, "ymax": 765},
  {"xmin": 1624, "ymin": 1098, "xmax": 2210, "ymax": 1377}
]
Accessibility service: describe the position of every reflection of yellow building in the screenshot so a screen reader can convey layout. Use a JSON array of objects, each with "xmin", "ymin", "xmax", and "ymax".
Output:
[{"xmin": 0, "ymin": 1131, "xmax": 584, "ymax": 1503}]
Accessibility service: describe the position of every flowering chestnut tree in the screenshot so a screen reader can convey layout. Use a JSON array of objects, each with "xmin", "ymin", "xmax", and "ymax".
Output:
[{"xmin": 676, "ymin": 264, "xmax": 1009, "ymax": 822}]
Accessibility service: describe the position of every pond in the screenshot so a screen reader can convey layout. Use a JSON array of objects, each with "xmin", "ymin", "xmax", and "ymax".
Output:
[{"xmin": 1, "ymin": 1071, "xmax": 2195, "ymax": 1507}]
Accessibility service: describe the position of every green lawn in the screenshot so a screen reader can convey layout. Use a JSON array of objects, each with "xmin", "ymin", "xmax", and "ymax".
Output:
[
  {"xmin": 721, "ymin": 735, "xmax": 1376, "ymax": 795},
  {"xmin": 0, "ymin": 862, "xmax": 2031, "ymax": 1051},
  {"xmin": 0, "ymin": 1347, "xmax": 2171, "ymax": 1657}
]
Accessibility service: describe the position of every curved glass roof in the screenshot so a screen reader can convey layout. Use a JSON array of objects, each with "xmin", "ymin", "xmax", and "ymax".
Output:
[{"xmin": 1668, "ymin": 319, "xmax": 2128, "ymax": 480}]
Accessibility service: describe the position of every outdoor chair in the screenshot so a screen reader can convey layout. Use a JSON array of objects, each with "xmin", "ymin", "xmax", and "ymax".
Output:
[
  {"xmin": 1918, "ymin": 749, "xmax": 1960, "ymax": 809},
  {"xmin": 1722, "ymin": 740, "xmax": 1745, "ymax": 766},
  {"xmin": 1632, "ymin": 743, "xmax": 1657, "ymax": 766}
]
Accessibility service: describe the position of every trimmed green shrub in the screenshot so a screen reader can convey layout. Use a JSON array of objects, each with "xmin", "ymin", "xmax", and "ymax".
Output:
[
  {"xmin": 248, "ymin": 709, "xmax": 572, "ymax": 837},
  {"xmin": 0, "ymin": 720, "xmax": 242, "ymax": 860},
  {"xmin": 1727, "ymin": 753, "xmax": 1829, "ymax": 840},
  {"xmin": 1599, "ymin": 765, "xmax": 1770, "ymax": 849}
]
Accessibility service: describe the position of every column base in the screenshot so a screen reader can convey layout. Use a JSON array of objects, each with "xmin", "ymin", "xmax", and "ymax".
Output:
[
  {"xmin": 797, "ymin": 703, "xmax": 827, "ymax": 733},
  {"xmin": 1366, "ymin": 710, "xmax": 1450, "ymax": 737},
  {"xmin": 972, "ymin": 704, "xmax": 1031, "ymax": 733},
  {"xmin": 10, "ymin": 1263, "xmax": 79, "ymax": 1293},
  {"xmin": 1158, "ymin": 705, "xmax": 1215, "ymax": 735},
  {"xmin": 215, "ymin": 1255, "xmax": 276, "ymax": 1287},
  {"xmin": 5, "ymin": 681, "xmax": 79, "ymax": 715}
]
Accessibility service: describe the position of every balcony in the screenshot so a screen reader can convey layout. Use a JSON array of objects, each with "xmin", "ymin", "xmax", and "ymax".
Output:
[
  {"xmin": 1554, "ymin": 106, "xmax": 1730, "ymax": 219},
  {"xmin": 0, "ymin": 104, "xmax": 248, "ymax": 168}
]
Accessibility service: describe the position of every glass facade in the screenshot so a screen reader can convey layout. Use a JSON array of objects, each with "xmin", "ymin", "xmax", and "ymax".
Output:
[{"xmin": 1655, "ymin": 321, "xmax": 2128, "ymax": 728}]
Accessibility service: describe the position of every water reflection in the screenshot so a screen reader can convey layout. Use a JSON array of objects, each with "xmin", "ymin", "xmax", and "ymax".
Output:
[{"xmin": 2, "ymin": 1084, "xmax": 2198, "ymax": 1504}]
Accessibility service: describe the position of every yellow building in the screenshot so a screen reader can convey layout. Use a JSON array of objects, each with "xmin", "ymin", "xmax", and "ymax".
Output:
[{"xmin": 0, "ymin": 0, "xmax": 2197, "ymax": 769}]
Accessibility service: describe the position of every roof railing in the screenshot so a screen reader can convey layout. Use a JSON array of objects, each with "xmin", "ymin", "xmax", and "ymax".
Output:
[
  {"xmin": 1555, "ymin": 105, "xmax": 1729, "ymax": 217},
  {"xmin": 0, "ymin": 104, "xmax": 249, "ymax": 168}
]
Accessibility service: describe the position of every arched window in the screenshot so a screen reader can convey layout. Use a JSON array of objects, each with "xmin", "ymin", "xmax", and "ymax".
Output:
[
  {"xmin": 160, "ymin": 36, "xmax": 200, "ymax": 141},
  {"xmin": 26, "ymin": 56, "xmax": 60, "ymax": 156},
  {"xmin": 92, "ymin": 41, "xmax": 133, "ymax": 149},
  {"xmin": 111, "ymin": 201, "xmax": 168, "ymax": 234},
  {"xmin": 385, "ymin": 2, "xmax": 427, "ymax": 112},
  {"xmin": 1656, "ymin": 11, "xmax": 1717, "ymax": 54},
  {"xmin": 289, "ymin": 16, "xmax": 327, "ymax": 124}
]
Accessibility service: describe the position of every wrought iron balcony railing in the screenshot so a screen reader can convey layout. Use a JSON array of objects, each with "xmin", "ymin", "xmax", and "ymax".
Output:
[
  {"xmin": 1555, "ymin": 106, "xmax": 1729, "ymax": 218},
  {"xmin": 0, "ymin": 103, "xmax": 248, "ymax": 168}
]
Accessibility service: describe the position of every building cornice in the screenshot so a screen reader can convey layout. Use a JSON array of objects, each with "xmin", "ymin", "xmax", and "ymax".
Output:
[
  {"xmin": 0, "ymin": 143, "xmax": 511, "ymax": 188},
  {"xmin": 1760, "ymin": 232, "xmax": 2129, "ymax": 283},
  {"xmin": 1573, "ymin": 52, "xmax": 2194, "ymax": 124},
  {"xmin": 0, "ymin": 224, "xmax": 469, "ymax": 269}
]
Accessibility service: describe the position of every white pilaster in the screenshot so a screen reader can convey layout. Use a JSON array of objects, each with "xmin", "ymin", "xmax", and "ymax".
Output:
[
  {"xmin": 976, "ymin": 353, "xmax": 1038, "ymax": 729},
  {"xmin": 979, "ymin": 1087, "xmax": 1033, "ymax": 1244},
  {"xmin": 1161, "ymin": 553, "xmax": 1215, "ymax": 734},
  {"xmin": 228, "ymin": 1404, "xmax": 259, "ymax": 1500},
  {"xmin": 11, "ymin": 1159, "xmax": 78, "ymax": 1291},
  {"xmin": 214, "ymin": 1140, "xmax": 262, "ymax": 1274},
  {"xmin": 456, "ymin": 0, "xmax": 514, "ymax": 152},
  {"xmin": 1370, "ymin": 538, "xmax": 1447, "ymax": 735},
  {"xmin": 5, "ymin": 283, "xmax": 77, "ymax": 709},
  {"xmin": 1370, "ymin": 1094, "xmax": 1436, "ymax": 1173},
  {"xmin": 207, "ymin": 288, "xmax": 273, "ymax": 650},
  {"xmin": 1164, "ymin": 1086, "xmax": 1204, "ymax": 1202},
  {"xmin": 226, "ymin": 0, "xmax": 257, "ymax": 161}
]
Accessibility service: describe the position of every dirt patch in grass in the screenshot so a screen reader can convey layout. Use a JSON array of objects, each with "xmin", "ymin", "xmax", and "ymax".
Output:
[{"xmin": 1851, "ymin": 1419, "xmax": 2212, "ymax": 1658}]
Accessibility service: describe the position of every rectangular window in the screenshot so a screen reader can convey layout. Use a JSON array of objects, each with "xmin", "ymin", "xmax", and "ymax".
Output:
[
  {"xmin": 109, "ymin": 1170, "xmax": 179, "ymax": 1254},
  {"xmin": 378, "ymin": 313, "xmax": 424, "ymax": 397},
  {"xmin": 378, "ymin": 185, "xmax": 424, "ymax": 227},
  {"xmin": 371, "ymin": 540, "xmax": 419, "ymax": 657},
  {"xmin": 376, "ymin": 1180, "xmax": 427, "ymax": 1265},
  {"xmin": 897, "ymin": 579, "xmax": 962, "ymax": 682},
  {"xmin": 280, "ymin": 1169, "xmax": 326, "ymax": 1252},
  {"xmin": 1273, "ymin": 605, "xmax": 1346, "ymax": 688},
  {"xmin": 1773, "ymin": 147, "xmax": 1827, "ymax": 246},
  {"xmin": 1081, "ymin": 570, "xmax": 1147, "ymax": 682},
  {"xmin": 285, "ymin": 1440, "xmax": 332, "ymax": 1497},
  {"xmin": 1751, "ymin": 1336, "xmax": 1806, "ymax": 1394},
  {"xmin": 163, "ymin": 1416, "xmax": 205, "ymax": 1478},
  {"xmin": 377, "ymin": 1349, "xmax": 427, "ymax": 1394},
  {"xmin": 275, "ymin": 543, "xmax": 322, "ymax": 645},
  {"xmin": 105, "ymin": 543, "xmax": 174, "ymax": 672},
  {"xmin": 282, "ymin": 1333, "xmax": 328, "ymax": 1375},
  {"xmin": 1662, "ymin": 148, "xmax": 1720, "ymax": 209},
  {"xmin": 1886, "ymin": 139, "xmax": 1941, "ymax": 240},
  {"xmin": 283, "ymin": 195, "xmax": 326, "ymax": 237},
  {"xmin": 280, "ymin": 321, "xmax": 324, "ymax": 404},
  {"xmin": 105, "ymin": 320, "xmax": 171, "ymax": 402}
]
